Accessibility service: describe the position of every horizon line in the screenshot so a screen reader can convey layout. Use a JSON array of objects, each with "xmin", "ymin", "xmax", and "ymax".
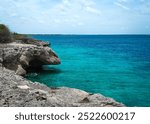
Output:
[{"xmin": 25, "ymin": 34, "xmax": 150, "ymax": 35}]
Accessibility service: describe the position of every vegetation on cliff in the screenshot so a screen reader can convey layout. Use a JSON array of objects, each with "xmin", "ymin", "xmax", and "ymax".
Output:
[
  {"xmin": 0, "ymin": 24, "xmax": 13, "ymax": 43},
  {"xmin": 0, "ymin": 24, "xmax": 49, "ymax": 46},
  {"xmin": 12, "ymin": 32, "xmax": 27, "ymax": 40}
]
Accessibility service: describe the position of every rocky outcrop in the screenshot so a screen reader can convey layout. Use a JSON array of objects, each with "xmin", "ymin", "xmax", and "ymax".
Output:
[
  {"xmin": 0, "ymin": 41, "xmax": 60, "ymax": 75},
  {"xmin": 0, "ymin": 68, "xmax": 124, "ymax": 107}
]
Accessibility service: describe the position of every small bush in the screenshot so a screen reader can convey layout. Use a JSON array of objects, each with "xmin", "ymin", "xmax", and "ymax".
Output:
[{"xmin": 0, "ymin": 24, "xmax": 13, "ymax": 43}]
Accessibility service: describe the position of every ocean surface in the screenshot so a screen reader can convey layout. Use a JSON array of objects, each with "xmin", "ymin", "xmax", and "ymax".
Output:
[{"xmin": 27, "ymin": 35, "xmax": 150, "ymax": 107}]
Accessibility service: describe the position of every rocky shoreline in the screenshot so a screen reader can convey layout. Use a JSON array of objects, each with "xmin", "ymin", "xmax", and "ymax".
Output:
[
  {"xmin": 0, "ymin": 68, "xmax": 124, "ymax": 107},
  {"xmin": 0, "ymin": 32, "xmax": 124, "ymax": 107}
]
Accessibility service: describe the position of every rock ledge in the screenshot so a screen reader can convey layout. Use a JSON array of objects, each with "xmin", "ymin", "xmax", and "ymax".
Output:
[{"xmin": 0, "ymin": 42, "xmax": 60, "ymax": 75}]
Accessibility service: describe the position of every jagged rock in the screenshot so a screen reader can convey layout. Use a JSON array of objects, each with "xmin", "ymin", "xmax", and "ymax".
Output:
[
  {"xmin": 0, "ymin": 42, "xmax": 60, "ymax": 75},
  {"xmin": 0, "ymin": 48, "xmax": 3, "ymax": 67},
  {"xmin": 16, "ymin": 65, "xmax": 26, "ymax": 76},
  {"xmin": 0, "ymin": 68, "xmax": 124, "ymax": 107}
]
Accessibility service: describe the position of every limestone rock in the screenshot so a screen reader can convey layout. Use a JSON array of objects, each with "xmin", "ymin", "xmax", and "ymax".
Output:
[
  {"xmin": 0, "ymin": 42, "xmax": 60, "ymax": 75},
  {"xmin": 0, "ymin": 68, "xmax": 124, "ymax": 107}
]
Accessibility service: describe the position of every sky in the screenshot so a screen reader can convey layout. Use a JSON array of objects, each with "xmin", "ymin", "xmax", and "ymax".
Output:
[{"xmin": 0, "ymin": 0, "xmax": 150, "ymax": 34}]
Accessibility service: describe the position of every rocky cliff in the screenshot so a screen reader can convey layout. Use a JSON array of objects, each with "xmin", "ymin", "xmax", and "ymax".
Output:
[
  {"xmin": 0, "ymin": 34, "xmax": 124, "ymax": 107},
  {"xmin": 0, "ymin": 41, "xmax": 60, "ymax": 76}
]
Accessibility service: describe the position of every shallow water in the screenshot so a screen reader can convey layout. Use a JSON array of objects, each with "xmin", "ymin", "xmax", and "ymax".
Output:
[{"xmin": 27, "ymin": 35, "xmax": 150, "ymax": 107}]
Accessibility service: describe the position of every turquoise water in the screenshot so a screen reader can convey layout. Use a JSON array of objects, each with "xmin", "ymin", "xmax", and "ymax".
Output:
[{"xmin": 27, "ymin": 35, "xmax": 150, "ymax": 107}]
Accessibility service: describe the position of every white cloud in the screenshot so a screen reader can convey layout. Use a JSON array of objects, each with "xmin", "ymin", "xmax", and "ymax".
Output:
[
  {"xmin": 47, "ymin": 0, "xmax": 101, "ymax": 27},
  {"xmin": 62, "ymin": 0, "xmax": 71, "ymax": 6},
  {"xmin": 114, "ymin": 2, "xmax": 130, "ymax": 10},
  {"xmin": 80, "ymin": 0, "xmax": 101, "ymax": 15},
  {"xmin": 85, "ymin": 6, "xmax": 101, "ymax": 15},
  {"xmin": 53, "ymin": 0, "xmax": 101, "ymax": 16},
  {"xmin": 0, "ymin": 0, "xmax": 150, "ymax": 34}
]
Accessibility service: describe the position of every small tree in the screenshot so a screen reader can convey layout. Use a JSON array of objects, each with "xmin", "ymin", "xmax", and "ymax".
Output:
[{"xmin": 0, "ymin": 24, "xmax": 13, "ymax": 43}]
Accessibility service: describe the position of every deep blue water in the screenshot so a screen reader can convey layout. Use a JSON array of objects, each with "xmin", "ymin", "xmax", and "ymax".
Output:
[{"xmin": 27, "ymin": 35, "xmax": 150, "ymax": 107}]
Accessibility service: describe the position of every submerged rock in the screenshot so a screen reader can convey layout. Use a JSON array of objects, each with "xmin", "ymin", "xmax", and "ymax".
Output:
[{"xmin": 0, "ymin": 68, "xmax": 124, "ymax": 107}]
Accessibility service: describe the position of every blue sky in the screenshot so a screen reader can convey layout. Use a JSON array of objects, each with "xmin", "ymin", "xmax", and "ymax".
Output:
[{"xmin": 0, "ymin": 0, "xmax": 150, "ymax": 34}]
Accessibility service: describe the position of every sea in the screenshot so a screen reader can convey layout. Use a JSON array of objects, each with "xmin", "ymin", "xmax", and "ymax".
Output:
[{"xmin": 27, "ymin": 35, "xmax": 150, "ymax": 107}]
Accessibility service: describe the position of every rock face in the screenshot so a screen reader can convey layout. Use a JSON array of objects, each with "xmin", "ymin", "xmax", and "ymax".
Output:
[
  {"xmin": 0, "ymin": 68, "xmax": 124, "ymax": 107},
  {"xmin": 0, "ymin": 42, "xmax": 60, "ymax": 75}
]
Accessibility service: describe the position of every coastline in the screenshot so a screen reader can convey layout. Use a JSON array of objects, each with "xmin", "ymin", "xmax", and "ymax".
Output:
[
  {"xmin": 0, "ymin": 67, "xmax": 124, "ymax": 107},
  {"xmin": 0, "ymin": 34, "xmax": 124, "ymax": 107}
]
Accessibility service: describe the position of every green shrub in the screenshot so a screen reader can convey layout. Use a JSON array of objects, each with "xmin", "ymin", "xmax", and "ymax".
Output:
[{"xmin": 0, "ymin": 24, "xmax": 13, "ymax": 43}]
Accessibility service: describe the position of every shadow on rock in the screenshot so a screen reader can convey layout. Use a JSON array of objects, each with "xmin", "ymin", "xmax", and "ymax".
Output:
[{"xmin": 27, "ymin": 66, "xmax": 62, "ymax": 75}]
